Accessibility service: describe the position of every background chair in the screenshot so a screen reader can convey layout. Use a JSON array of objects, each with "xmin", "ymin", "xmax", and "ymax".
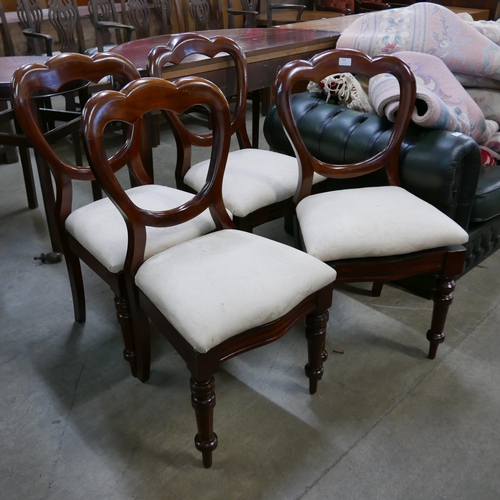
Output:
[
  {"xmin": 119, "ymin": 0, "xmax": 151, "ymax": 39},
  {"xmin": 275, "ymin": 48, "xmax": 468, "ymax": 359},
  {"xmin": 17, "ymin": 0, "xmax": 51, "ymax": 55},
  {"xmin": 0, "ymin": 0, "xmax": 15, "ymax": 56},
  {"xmin": 152, "ymin": 0, "xmax": 184, "ymax": 34},
  {"xmin": 88, "ymin": 0, "xmax": 135, "ymax": 53},
  {"xmin": 147, "ymin": 33, "xmax": 327, "ymax": 232},
  {"xmin": 187, "ymin": 0, "xmax": 223, "ymax": 29},
  {"xmin": 0, "ymin": 0, "xmax": 38, "ymax": 210},
  {"xmin": 227, "ymin": 0, "xmax": 259, "ymax": 28},
  {"xmin": 266, "ymin": 2, "xmax": 306, "ymax": 28},
  {"xmin": 17, "ymin": 0, "xmax": 87, "ymax": 55},
  {"xmin": 82, "ymin": 75, "xmax": 337, "ymax": 467}
]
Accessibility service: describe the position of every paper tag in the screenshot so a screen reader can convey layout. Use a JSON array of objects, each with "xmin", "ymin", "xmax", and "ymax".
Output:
[{"xmin": 339, "ymin": 57, "xmax": 352, "ymax": 66}]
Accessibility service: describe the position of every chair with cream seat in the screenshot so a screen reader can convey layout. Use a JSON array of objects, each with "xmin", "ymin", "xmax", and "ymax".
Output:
[
  {"xmin": 81, "ymin": 75, "xmax": 337, "ymax": 468},
  {"xmin": 147, "ymin": 33, "xmax": 327, "ymax": 232},
  {"xmin": 10, "ymin": 52, "xmax": 215, "ymax": 383},
  {"xmin": 275, "ymin": 48, "xmax": 468, "ymax": 359}
]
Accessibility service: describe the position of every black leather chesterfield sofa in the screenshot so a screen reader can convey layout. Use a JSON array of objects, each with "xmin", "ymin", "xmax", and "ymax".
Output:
[{"xmin": 264, "ymin": 91, "xmax": 500, "ymax": 298}]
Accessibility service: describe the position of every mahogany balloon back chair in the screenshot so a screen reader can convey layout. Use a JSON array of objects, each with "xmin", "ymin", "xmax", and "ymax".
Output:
[
  {"xmin": 147, "ymin": 33, "xmax": 327, "ymax": 232},
  {"xmin": 10, "ymin": 52, "xmax": 218, "ymax": 382},
  {"xmin": 81, "ymin": 75, "xmax": 336, "ymax": 467},
  {"xmin": 275, "ymin": 48, "xmax": 468, "ymax": 359}
]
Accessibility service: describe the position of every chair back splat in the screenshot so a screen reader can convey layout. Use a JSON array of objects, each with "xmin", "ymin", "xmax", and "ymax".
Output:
[
  {"xmin": 148, "ymin": 33, "xmax": 328, "ymax": 233},
  {"xmin": 275, "ymin": 48, "xmax": 468, "ymax": 359},
  {"xmin": 81, "ymin": 75, "xmax": 336, "ymax": 467}
]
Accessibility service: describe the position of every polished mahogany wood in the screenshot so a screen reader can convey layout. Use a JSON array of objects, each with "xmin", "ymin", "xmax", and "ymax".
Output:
[
  {"xmin": 82, "ymin": 75, "xmax": 335, "ymax": 467},
  {"xmin": 275, "ymin": 48, "xmax": 467, "ymax": 359},
  {"xmin": 11, "ymin": 52, "xmax": 144, "ymax": 378}
]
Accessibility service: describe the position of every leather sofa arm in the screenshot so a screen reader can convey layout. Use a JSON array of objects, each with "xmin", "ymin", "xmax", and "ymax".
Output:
[{"xmin": 264, "ymin": 92, "xmax": 482, "ymax": 230}]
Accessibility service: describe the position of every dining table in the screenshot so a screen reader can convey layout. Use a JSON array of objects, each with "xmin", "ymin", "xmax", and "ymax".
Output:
[{"xmin": 109, "ymin": 28, "xmax": 339, "ymax": 95}]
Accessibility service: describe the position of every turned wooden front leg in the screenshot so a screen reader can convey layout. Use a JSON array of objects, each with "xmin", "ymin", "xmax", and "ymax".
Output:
[
  {"xmin": 305, "ymin": 309, "xmax": 329, "ymax": 395},
  {"xmin": 114, "ymin": 295, "xmax": 137, "ymax": 377},
  {"xmin": 426, "ymin": 276, "xmax": 456, "ymax": 360},
  {"xmin": 191, "ymin": 376, "xmax": 218, "ymax": 468}
]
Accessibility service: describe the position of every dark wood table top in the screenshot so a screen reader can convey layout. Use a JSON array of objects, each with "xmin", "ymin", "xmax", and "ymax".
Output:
[
  {"xmin": 109, "ymin": 28, "xmax": 339, "ymax": 76},
  {"xmin": 0, "ymin": 56, "xmax": 50, "ymax": 99}
]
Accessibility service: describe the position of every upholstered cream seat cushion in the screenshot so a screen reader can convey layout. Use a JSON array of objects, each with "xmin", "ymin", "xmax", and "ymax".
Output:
[
  {"xmin": 65, "ymin": 184, "xmax": 220, "ymax": 273},
  {"xmin": 297, "ymin": 186, "xmax": 469, "ymax": 261},
  {"xmin": 135, "ymin": 230, "xmax": 337, "ymax": 353},
  {"xmin": 183, "ymin": 148, "xmax": 326, "ymax": 218}
]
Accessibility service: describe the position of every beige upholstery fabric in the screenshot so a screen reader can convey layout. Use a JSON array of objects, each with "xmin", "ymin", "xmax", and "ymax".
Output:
[
  {"xmin": 184, "ymin": 149, "xmax": 326, "ymax": 218},
  {"xmin": 135, "ymin": 230, "xmax": 337, "ymax": 353},
  {"xmin": 65, "ymin": 184, "xmax": 220, "ymax": 273},
  {"xmin": 297, "ymin": 186, "xmax": 469, "ymax": 261}
]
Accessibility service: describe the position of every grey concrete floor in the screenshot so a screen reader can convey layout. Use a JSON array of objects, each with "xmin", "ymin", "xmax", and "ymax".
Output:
[{"xmin": 2, "ymin": 118, "xmax": 500, "ymax": 500}]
